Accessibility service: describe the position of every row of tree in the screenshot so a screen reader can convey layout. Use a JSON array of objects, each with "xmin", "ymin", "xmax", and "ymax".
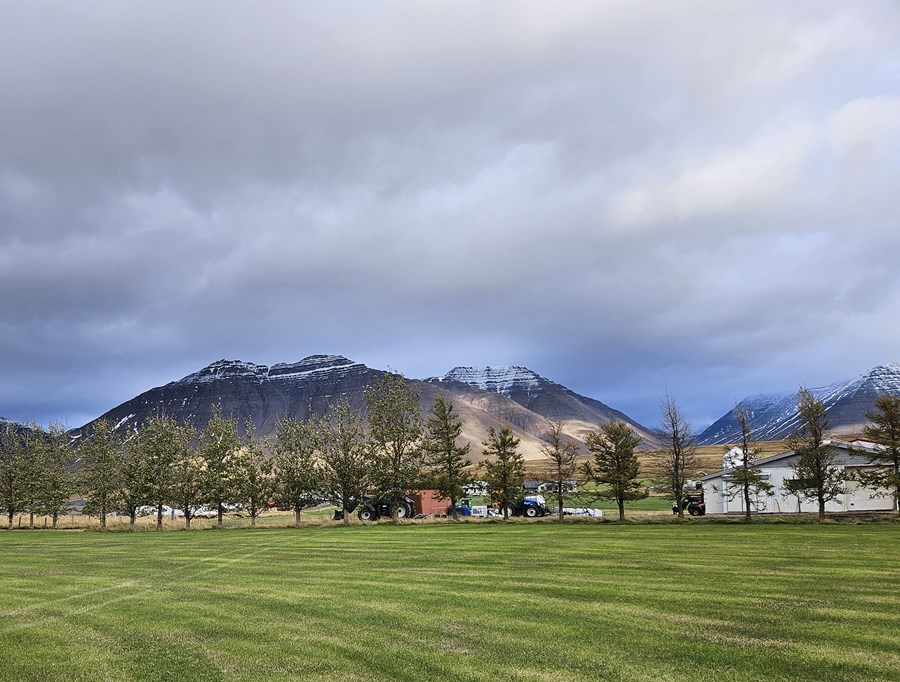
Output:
[
  {"xmin": 3, "ymin": 379, "xmax": 898, "ymax": 529},
  {"xmin": 0, "ymin": 372, "xmax": 653, "ymax": 529}
]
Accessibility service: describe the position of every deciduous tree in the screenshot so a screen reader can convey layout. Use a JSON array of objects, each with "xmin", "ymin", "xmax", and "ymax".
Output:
[
  {"xmin": 481, "ymin": 425, "xmax": 524, "ymax": 520},
  {"xmin": 78, "ymin": 419, "xmax": 122, "ymax": 531},
  {"xmin": 170, "ymin": 442, "xmax": 204, "ymax": 530},
  {"xmin": 272, "ymin": 416, "xmax": 322, "ymax": 526},
  {"xmin": 584, "ymin": 420, "xmax": 645, "ymax": 521},
  {"xmin": 423, "ymin": 396, "xmax": 472, "ymax": 519},
  {"xmin": 200, "ymin": 405, "xmax": 241, "ymax": 528},
  {"xmin": 32, "ymin": 423, "xmax": 73, "ymax": 529},
  {"xmin": 20, "ymin": 425, "xmax": 46, "ymax": 528},
  {"xmin": 117, "ymin": 428, "xmax": 150, "ymax": 531},
  {"xmin": 858, "ymin": 395, "xmax": 900, "ymax": 516},
  {"xmin": 786, "ymin": 388, "xmax": 844, "ymax": 518},
  {"xmin": 366, "ymin": 373, "xmax": 423, "ymax": 521},
  {"xmin": 320, "ymin": 398, "xmax": 370, "ymax": 525},
  {"xmin": 0, "ymin": 422, "xmax": 27, "ymax": 529},
  {"xmin": 722, "ymin": 407, "xmax": 773, "ymax": 520},
  {"xmin": 230, "ymin": 421, "xmax": 274, "ymax": 527},
  {"xmin": 650, "ymin": 395, "xmax": 699, "ymax": 518},
  {"xmin": 137, "ymin": 414, "xmax": 184, "ymax": 530},
  {"xmin": 540, "ymin": 421, "xmax": 580, "ymax": 520}
]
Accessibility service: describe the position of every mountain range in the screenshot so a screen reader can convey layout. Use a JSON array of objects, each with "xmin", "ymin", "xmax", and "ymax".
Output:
[
  {"xmin": 697, "ymin": 364, "xmax": 900, "ymax": 445},
  {"xmin": 71, "ymin": 355, "xmax": 658, "ymax": 460},
  {"xmin": 16, "ymin": 358, "xmax": 900, "ymax": 455}
]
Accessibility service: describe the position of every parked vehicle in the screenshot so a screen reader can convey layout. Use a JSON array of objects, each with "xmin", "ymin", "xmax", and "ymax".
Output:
[
  {"xmin": 447, "ymin": 498, "xmax": 473, "ymax": 517},
  {"xmin": 672, "ymin": 494, "xmax": 706, "ymax": 516},
  {"xmin": 337, "ymin": 490, "xmax": 452, "ymax": 521},
  {"xmin": 500, "ymin": 495, "xmax": 550, "ymax": 518},
  {"xmin": 355, "ymin": 495, "xmax": 418, "ymax": 521}
]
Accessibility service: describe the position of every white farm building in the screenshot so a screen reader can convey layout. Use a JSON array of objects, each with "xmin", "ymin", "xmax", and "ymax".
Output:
[{"xmin": 700, "ymin": 439, "xmax": 897, "ymax": 515}]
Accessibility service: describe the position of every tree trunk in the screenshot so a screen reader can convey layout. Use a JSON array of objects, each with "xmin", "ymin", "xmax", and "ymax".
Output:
[
  {"xmin": 818, "ymin": 493, "xmax": 826, "ymax": 519},
  {"xmin": 129, "ymin": 512, "xmax": 136, "ymax": 531},
  {"xmin": 100, "ymin": 511, "xmax": 106, "ymax": 531},
  {"xmin": 617, "ymin": 497, "xmax": 625, "ymax": 521},
  {"xmin": 217, "ymin": 503, "xmax": 224, "ymax": 529},
  {"xmin": 342, "ymin": 496, "xmax": 350, "ymax": 525},
  {"xmin": 156, "ymin": 504, "xmax": 163, "ymax": 531},
  {"xmin": 8, "ymin": 510, "xmax": 13, "ymax": 530},
  {"xmin": 894, "ymin": 463, "xmax": 899, "ymax": 516},
  {"xmin": 29, "ymin": 512, "xmax": 34, "ymax": 529},
  {"xmin": 743, "ymin": 480, "xmax": 752, "ymax": 522},
  {"xmin": 185, "ymin": 514, "xmax": 191, "ymax": 530},
  {"xmin": 251, "ymin": 513, "xmax": 257, "ymax": 527},
  {"xmin": 52, "ymin": 511, "xmax": 58, "ymax": 529},
  {"xmin": 450, "ymin": 495, "xmax": 458, "ymax": 521},
  {"xmin": 294, "ymin": 507, "xmax": 301, "ymax": 527}
]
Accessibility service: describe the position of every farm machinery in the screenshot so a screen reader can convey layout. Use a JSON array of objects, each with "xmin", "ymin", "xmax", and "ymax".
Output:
[
  {"xmin": 501, "ymin": 495, "xmax": 550, "ymax": 518},
  {"xmin": 672, "ymin": 493, "xmax": 706, "ymax": 516},
  {"xmin": 337, "ymin": 491, "xmax": 553, "ymax": 521},
  {"xmin": 332, "ymin": 495, "xmax": 419, "ymax": 521}
]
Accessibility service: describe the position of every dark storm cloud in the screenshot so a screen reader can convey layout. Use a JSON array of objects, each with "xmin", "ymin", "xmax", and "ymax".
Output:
[{"xmin": 1, "ymin": 1, "xmax": 899, "ymax": 428}]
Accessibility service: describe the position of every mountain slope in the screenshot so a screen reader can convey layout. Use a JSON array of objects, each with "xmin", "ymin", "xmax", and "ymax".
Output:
[
  {"xmin": 698, "ymin": 364, "xmax": 900, "ymax": 445},
  {"xmin": 429, "ymin": 366, "xmax": 658, "ymax": 448},
  {"xmin": 73, "ymin": 356, "xmax": 652, "ymax": 460}
]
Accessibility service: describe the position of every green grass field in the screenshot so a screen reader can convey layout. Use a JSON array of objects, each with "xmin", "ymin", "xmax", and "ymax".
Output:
[{"xmin": 1, "ymin": 522, "xmax": 898, "ymax": 681}]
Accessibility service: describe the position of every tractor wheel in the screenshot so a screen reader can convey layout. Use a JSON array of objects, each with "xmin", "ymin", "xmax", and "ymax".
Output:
[
  {"xmin": 503, "ymin": 506, "xmax": 516, "ymax": 518},
  {"xmin": 394, "ymin": 503, "xmax": 409, "ymax": 519},
  {"xmin": 689, "ymin": 507, "xmax": 700, "ymax": 517},
  {"xmin": 524, "ymin": 505, "xmax": 539, "ymax": 518},
  {"xmin": 358, "ymin": 507, "xmax": 376, "ymax": 521}
]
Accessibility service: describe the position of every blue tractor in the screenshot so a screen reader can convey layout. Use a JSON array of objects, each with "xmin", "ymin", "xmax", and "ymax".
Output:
[
  {"xmin": 448, "ymin": 498, "xmax": 474, "ymax": 517},
  {"xmin": 502, "ymin": 495, "xmax": 549, "ymax": 518}
]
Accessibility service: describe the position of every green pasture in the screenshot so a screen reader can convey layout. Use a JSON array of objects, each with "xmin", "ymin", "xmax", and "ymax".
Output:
[{"xmin": 0, "ymin": 522, "xmax": 898, "ymax": 681}]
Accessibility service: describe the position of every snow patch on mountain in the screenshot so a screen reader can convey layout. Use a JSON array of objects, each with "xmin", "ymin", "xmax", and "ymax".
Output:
[
  {"xmin": 175, "ymin": 355, "xmax": 361, "ymax": 385},
  {"xmin": 698, "ymin": 363, "xmax": 900, "ymax": 445},
  {"xmin": 439, "ymin": 365, "xmax": 544, "ymax": 398},
  {"xmin": 178, "ymin": 359, "xmax": 269, "ymax": 384},
  {"xmin": 269, "ymin": 355, "xmax": 357, "ymax": 379}
]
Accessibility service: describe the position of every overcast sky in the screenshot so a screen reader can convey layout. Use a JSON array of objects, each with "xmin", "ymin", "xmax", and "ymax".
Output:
[{"xmin": 2, "ymin": 1, "xmax": 899, "ymax": 431}]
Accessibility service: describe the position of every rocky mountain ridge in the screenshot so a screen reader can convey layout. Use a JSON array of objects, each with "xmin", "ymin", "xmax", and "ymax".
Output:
[{"xmin": 74, "ymin": 355, "xmax": 657, "ymax": 460}]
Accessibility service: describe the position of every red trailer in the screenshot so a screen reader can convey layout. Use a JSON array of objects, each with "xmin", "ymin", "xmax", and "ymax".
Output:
[{"xmin": 410, "ymin": 489, "xmax": 450, "ymax": 516}]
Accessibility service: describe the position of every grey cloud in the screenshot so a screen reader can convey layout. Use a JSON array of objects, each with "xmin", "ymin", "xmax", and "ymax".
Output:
[{"xmin": 1, "ymin": 1, "xmax": 899, "ymax": 429}]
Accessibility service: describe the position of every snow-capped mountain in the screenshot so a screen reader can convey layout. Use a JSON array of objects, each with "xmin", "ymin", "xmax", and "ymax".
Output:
[
  {"xmin": 74, "ymin": 356, "xmax": 653, "ymax": 459},
  {"xmin": 698, "ymin": 364, "xmax": 900, "ymax": 445},
  {"xmin": 73, "ymin": 355, "xmax": 374, "ymax": 442},
  {"xmin": 431, "ymin": 365, "xmax": 657, "ymax": 447},
  {"xmin": 73, "ymin": 355, "xmax": 653, "ymax": 460}
]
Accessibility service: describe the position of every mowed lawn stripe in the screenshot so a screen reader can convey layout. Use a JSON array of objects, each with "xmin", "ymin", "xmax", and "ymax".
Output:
[{"xmin": 0, "ymin": 523, "xmax": 898, "ymax": 681}]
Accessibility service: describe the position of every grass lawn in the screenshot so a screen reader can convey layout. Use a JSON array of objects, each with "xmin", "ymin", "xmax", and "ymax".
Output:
[{"xmin": 0, "ymin": 522, "xmax": 898, "ymax": 681}]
